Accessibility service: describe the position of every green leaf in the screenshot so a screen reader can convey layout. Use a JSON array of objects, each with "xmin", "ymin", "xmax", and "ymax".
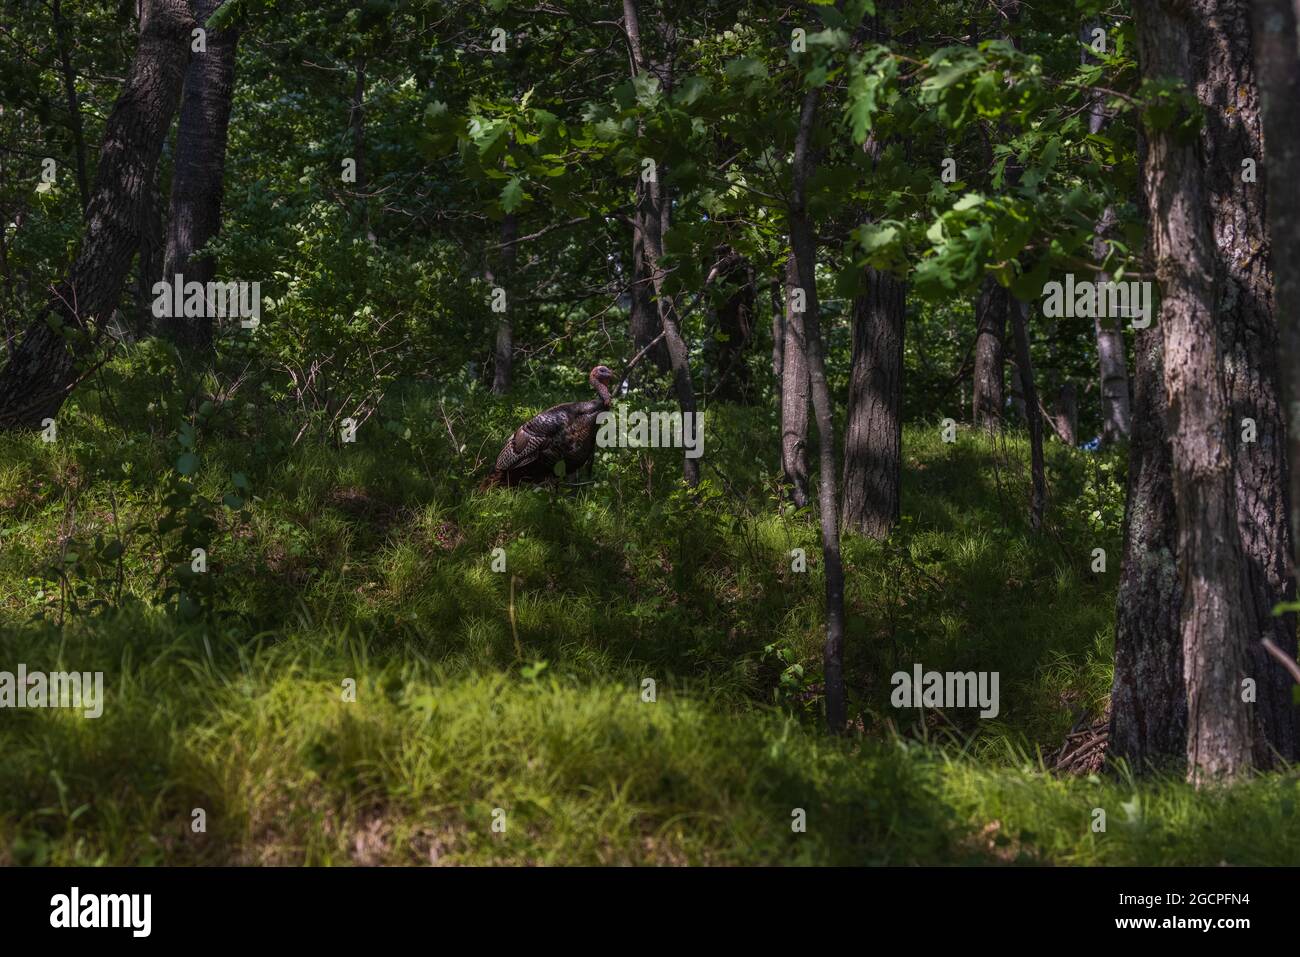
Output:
[
  {"xmin": 176, "ymin": 452, "xmax": 199, "ymax": 476},
  {"xmin": 856, "ymin": 222, "xmax": 900, "ymax": 254},
  {"xmin": 500, "ymin": 176, "xmax": 525, "ymax": 213}
]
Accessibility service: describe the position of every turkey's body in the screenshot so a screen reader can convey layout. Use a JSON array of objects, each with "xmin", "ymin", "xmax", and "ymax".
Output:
[{"xmin": 481, "ymin": 366, "xmax": 616, "ymax": 488}]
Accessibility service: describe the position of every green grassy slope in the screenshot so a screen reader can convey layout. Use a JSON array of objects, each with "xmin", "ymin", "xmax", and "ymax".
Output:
[{"xmin": 0, "ymin": 356, "xmax": 1295, "ymax": 864}]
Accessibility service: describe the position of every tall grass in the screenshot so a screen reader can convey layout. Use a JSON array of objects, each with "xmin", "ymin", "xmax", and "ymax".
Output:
[{"xmin": 0, "ymin": 357, "xmax": 1291, "ymax": 865}]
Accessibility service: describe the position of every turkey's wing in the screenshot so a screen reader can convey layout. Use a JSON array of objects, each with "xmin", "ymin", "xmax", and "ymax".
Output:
[{"xmin": 494, "ymin": 406, "xmax": 570, "ymax": 472}]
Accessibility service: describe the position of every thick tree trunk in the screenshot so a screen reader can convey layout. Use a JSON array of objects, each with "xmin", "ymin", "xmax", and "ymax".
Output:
[
  {"xmin": 158, "ymin": 0, "xmax": 239, "ymax": 350},
  {"xmin": 0, "ymin": 0, "xmax": 193, "ymax": 429},
  {"xmin": 973, "ymin": 277, "xmax": 1005, "ymax": 431},
  {"xmin": 781, "ymin": 255, "xmax": 811, "ymax": 506},
  {"xmin": 1009, "ymin": 299, "xmax": 1045, "ymax": 530},
  {"xmin": 490, "ymin": 212, "xmax": 517, "ymax": 395},
  {"xmin": 1109, "ymin": 327, "xmax": 1186, "ymax": 770},
  {"xmin": 1253, "ymin": 0, "xmax": 1300, "ymax": 745},
  {"xmin": 1136, "ymin": 0, "xmax": 1254, "ymax": 781},
  {"xmin": 841, "ymin": 267, "xmax": 904, "ymax": 539},
  {"xmin": 1197, "ymin": 0, "xmax": 1297, "ymax": 765}
]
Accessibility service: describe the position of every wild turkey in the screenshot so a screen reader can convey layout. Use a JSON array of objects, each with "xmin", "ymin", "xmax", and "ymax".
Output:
[{"xmin": 480, "ymin": 365, "xmax": 617, "ymax": 488}]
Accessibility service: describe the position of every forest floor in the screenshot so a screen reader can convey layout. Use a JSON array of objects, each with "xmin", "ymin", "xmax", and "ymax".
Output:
[{"xmin": 1, "ymin": 351, "xmax": 1297, "ymax": 865}]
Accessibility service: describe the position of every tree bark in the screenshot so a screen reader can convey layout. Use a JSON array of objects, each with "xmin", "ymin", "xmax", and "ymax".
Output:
[
  {"xmin": 0, "ymin": 0, "xmax": 194, "ymax": 429},
  {"xmin": 841, "ymin": 267, "xmax": 904, "ymax": 539},
  {"xmin": 781, "ymin": 254, "xmax": 811, "ymax": 505},
  {"xmin": 713, "ymin": 250, "xmax": 755, "ymax": 402},
  {"xmin": 1009, "ymin": 299, "xmax": 1045, "ymax": 530},
  {"xmin": 1053, "ymin": 381, "xmax": 1078, "ymax": 447},
  {"xmin": 1197, "ymin": 0, "xmax": 1297, "ymax": 765},
  {"xmin": 135, "ymin": 162, "xmax": 165, "ymax": 339},
  {"xmin": 630, "ymin": 184, "xmax": 669, "ymax": 372},
  {"xmin": 623, "ymin": 0, "xmax": 699, "ymax": 486},
  {"xmin": 770, "ymin": 275, "xmax": 784, "ymax": 411},
  {"xmin": 973, "ymin": 277, "xmax": 1005, "ymax": 431},
  {"xmin": 1136, "ymin": 0, "xmax": 1254, "ymax": 781},
  {"xmin": 490, "ymin": 212, "xmax": 517, "ymax": 395},
  {"xmin": 1083, "ymin": 24, "xmax": 1133, "ymax": 447},
  {"xmin": 1109, "ymin": 327, "xmax": 1186, "ymax": 770},
  {"xmin": 1253, "ymin": 0, "xmax": 1300, "ymax": 756},
  {"xmin": 788, "ymin": 87, "xmax": 846, "ymax": 733},
  {"xmin": 157, "ymin": 0, "xmax": 239, "ymax": 350},
  {"xmin": 1093, "ymin": 208, "xmax": 1133, "ymax": 446}
]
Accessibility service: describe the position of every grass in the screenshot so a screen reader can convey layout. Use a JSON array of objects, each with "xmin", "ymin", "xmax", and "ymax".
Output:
[{"xmin": 0, "ymin": 351, "xmax": 1295, "ymax": 865}]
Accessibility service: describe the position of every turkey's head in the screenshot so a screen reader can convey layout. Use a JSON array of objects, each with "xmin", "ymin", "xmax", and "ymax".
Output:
[{"xmin": 589, "ymin": 364, "xmax": 617, "ymax": 406}]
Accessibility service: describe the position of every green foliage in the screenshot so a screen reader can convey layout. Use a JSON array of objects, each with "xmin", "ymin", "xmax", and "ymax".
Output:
[{"xmin": 1, "ymin": 0, "xmax": 1269, "ymax": 869}]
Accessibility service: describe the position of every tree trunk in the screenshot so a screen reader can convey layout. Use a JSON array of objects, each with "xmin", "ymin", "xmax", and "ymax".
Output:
[
  {"xmin": 0, "ymin": 0, "xmax": 194, "ymax": 430},
  {"xmin": 788, "ymin": 87, "xmax": 846, "ymax": 733},
  {"xmin": 713, "ymin": 250, "xmax": 755, "ymax": 402},
  {"xmin": 135, "ymin": 162, "xmax": 165, "ymax": 339},
  {"xmin": 841, "ymin": 267, "xmax": 904, "ymax": 539},
  {"xmin": 629, "ymin": 206, "xmax": 669, "ymax": 372},
  {"xmin": 1095, "ymin": 305, "xmax": 1133, "ymax": 446},
  {"xmin": 490, "ymin": 212, "xmax": 517, "ymax": 395},
  {"xmin": 1253, "ymin": 0, "xmax": 1300, "ymax": 755},
  {"xmin": 158, "ymin": 0, "xmax": 239, "ymax": 350},
  {"xmin": 973, "ymin": 277, "xmax": 1005, "ymax": 431},
  {"xmin": 1009, "ymin": 299, "xmax": 1045, "ymax": 530},
  {"xmin": 781, "ymin": 255, "xmax": 810, "ymax": 506},
  {"xmin": 1109, "ymin": 327, "xmax": 1186, "ymax": 770},
  {"xmin": 770, "ymin": 275, "xmax": 784, "ymax": 411},
  {"xmin": 1136, "ymin": 0, "xmax": 1254, "ymax": 781},
  {"xmin": 1053, "ymin": 381, "xmax": 1077, "ymax": 447},
  {"xmin": 348, "ymin": 57, "xmax": 376, "ymax": 246},
  {"xmin": 1197, "ymin": 0, "xmax": 1297, "ymax": 765},
  {"xmin": 1083, "ymin": 24, "xmax": 1133, "ymax": 446},
  {"xmin": 1093, "ymin": 206, "xmax": 1132, "ymax": 445},
  {"xmin": 53, "ymin": 0, "xmax": 90, "ymax": 213},
  {"xmin": 623, "ymin": 0, "xmax": 699, "ymax": 486}
]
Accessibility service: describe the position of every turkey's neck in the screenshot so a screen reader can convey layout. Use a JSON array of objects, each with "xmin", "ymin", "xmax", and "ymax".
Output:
[{"xmin": 592, "ymin": 380, "xmax": 612, "ymax": 408}]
